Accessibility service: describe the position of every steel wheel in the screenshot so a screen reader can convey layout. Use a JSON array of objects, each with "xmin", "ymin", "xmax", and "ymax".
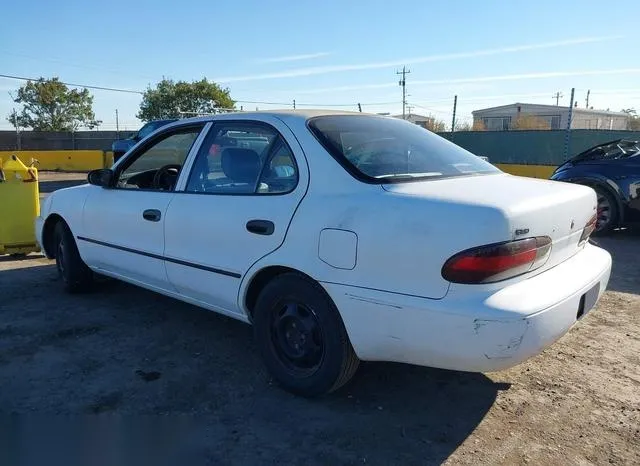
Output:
[
  {"xmin": 271, "ymin": 301, "xmax": 324, "ymax": 375},
  {"xmin": 253, "ymin": 273, "xmax": 360, "ymax": 397}
]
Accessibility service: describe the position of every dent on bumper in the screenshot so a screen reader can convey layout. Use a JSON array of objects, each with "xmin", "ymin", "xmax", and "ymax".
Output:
[
  {"xmin": 473, "ymin": 318, "xmax": 529, "ymax": 360},
  {"xmin": 324, "ymin": 243, "xmax": 612, "ymax": 372}
]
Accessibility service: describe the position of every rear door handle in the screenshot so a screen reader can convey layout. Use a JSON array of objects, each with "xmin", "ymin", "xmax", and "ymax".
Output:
[
  {"xmin": 246, "ymin": 219, "xmax": 274, "ymax": 235},
  {"xmin": 143, "ymin": 209, "xmax": 162, "ymax": 222}
]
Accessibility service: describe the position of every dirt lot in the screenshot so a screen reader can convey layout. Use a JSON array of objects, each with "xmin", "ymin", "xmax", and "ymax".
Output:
[{"xmin": 0, "ymin": 174, "xmax": 638, "ymax": 465}]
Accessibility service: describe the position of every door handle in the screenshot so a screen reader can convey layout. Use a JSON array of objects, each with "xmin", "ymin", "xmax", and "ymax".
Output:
[
  {"xmin": 246, "ymin": 219, "xmax": 274, "ymax": 235},
  {"xmin": 143, "ymin": 209, "xmax": 162, "ymax": 222}
]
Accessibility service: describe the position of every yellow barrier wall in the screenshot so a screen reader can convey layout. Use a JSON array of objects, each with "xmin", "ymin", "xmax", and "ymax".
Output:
[
  {"xmin": 496, "ymin": 164, "xmax": 556, "ymax": 179},
  {"xmin": 0, "ymin": 150, "xmax": 111, "ymax": 171}
]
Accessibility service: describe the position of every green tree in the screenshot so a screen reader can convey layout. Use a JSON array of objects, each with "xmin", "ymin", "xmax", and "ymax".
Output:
[
  {"xmin": 8, "ymin": 77, "xmax": 101, "ymax": 131},
  {"xmin": 621, "ymin": 108, "xmax": 640, "ymax": 130},
  {"xmin": 138, "ymin": 78, "xmax": 235, "ymax": 121}
]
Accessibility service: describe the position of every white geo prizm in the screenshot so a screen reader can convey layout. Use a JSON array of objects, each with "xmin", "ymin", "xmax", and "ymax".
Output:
[{"xmin": 36, "ymin": 110, "xmax": 612, "ymax": 397}]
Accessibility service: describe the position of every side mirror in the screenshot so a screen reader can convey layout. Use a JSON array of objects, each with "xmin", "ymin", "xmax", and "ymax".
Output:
[{"xmin": 87, "ymin": 168, "xmax": 114, "ymax": 187}]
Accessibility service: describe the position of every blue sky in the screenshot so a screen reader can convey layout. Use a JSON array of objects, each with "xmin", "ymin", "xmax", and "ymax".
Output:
[{"xmin": 1, "ymin": 0, "xmax": 639, "ymax": 130}]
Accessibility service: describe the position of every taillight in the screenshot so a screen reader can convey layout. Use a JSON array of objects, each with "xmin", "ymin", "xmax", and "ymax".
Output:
[
  {"xmin": 579, "ymin": 214, "xmax": 597, "ymax": 244},
  {"xmin": 442, "ymin": 237, "xmax": 552, "ymax": 284}
]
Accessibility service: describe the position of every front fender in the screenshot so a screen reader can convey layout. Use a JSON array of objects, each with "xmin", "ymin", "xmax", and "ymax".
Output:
[{"xmin": 43, "ymin": 184, "xmax": 93, "ymax": 236}]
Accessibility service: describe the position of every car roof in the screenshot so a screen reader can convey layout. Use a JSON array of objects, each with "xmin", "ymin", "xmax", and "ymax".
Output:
[{"xmin": 169, "ymin": 109, "xmax": 378, "ymax": 125}]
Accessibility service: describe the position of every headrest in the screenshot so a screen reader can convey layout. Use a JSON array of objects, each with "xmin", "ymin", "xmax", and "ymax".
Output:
[{"xmin": 221, "ymin": 148, "xmax": 261, "ymax": 183}]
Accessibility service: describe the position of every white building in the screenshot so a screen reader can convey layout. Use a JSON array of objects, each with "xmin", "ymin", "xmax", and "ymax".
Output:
[
  {"xmin": 392, "ymin": 113, "xmax": 435, "ymax": 129},
  {"xmin": 472, "ymin": 103, "xmax": 629, "ymax": 131}
]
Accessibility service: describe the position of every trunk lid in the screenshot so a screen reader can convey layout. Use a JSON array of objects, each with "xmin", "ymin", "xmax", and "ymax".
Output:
[{"xmin": 383, "ymin": 173, "xmax": 597, "ymax": 281}]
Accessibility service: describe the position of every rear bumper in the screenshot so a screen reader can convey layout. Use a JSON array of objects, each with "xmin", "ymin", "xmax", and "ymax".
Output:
[{"xmin": 323, "ymin": 243, "xmax": 612, "ymax": 372}]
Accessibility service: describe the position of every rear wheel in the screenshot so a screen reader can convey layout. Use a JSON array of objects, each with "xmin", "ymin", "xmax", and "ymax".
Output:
[
  {"xmin": 253, "ymin": 273, "xmax": 359, "ymax": 397},
  {"xmin": 592, "ymin": 187, "xmax": 619, "ymax": 236},
  {"xmin": 54, "ymin": 222, "xmax": 93, "ymax": 293}
]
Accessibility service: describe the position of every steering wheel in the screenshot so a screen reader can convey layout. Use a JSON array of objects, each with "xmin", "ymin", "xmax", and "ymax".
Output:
[{"xmin": 153, "ymin": 164, "xmax": 181, "ymax": 190}]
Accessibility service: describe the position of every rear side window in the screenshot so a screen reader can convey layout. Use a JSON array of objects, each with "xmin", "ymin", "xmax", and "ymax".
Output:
[
  {"xmin": 308, "ymin": 115, "xmax": 498, "ymax": 183},
  {"xmin": 186, "ymin": 122, "xmax": 298, "ymax": 195}
]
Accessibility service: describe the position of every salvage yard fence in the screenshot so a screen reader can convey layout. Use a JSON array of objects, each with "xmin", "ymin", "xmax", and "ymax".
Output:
[{"xmin": 2, "ymin": 128, "xmax": 640, "ymax": 168}]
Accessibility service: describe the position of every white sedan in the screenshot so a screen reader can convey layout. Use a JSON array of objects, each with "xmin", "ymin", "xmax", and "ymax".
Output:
[{"xmin": 36, "ymin": 110, "xmax": 612, "ymax": 397}]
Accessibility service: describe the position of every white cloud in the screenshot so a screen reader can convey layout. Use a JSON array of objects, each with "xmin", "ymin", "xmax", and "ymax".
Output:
[
  {"xmin": 255, "ymin": 52, "xmax": 331, "ymax": 64},
  {"xmin": 215, "ymin": 36, "xmax": 623, "ymax": 83},
  {"xmin": 410, "ymin": 68, "xmax": 640, "ymax": 86},
  {"xmin": 289, "ymin": 69, "xmax": 640, "ymax": 96}
]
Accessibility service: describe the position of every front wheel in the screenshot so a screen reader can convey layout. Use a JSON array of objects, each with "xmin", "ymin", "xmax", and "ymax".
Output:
[
  {"xmin": 54, "ymin": 222, "xmax": 93, "ymax": 293},
  {"xmin": 253, "ymin": 273, "xmax": 359, "ymax": 397}
]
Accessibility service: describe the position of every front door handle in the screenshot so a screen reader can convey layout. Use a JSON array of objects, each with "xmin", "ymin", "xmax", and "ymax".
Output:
[
  {"xmin": 143, "ymin": 209, "xmax": 162, "ymax": 222},
  {"xmin": 246, "ymin": 219, "xmax": 274, "ymax": 235}
]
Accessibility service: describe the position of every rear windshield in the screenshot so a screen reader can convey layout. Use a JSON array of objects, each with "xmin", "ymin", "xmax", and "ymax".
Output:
[{"xmin": 308, "ymin": 115, "xmax": 498, "ymax": 183}]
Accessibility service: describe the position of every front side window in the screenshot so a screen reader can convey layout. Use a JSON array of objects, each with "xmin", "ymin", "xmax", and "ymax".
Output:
[
  {"xmin": 186, "ymin": 122, "xmax": 298, "ymax": 194},
  {"xmin": 308, "ymin": 115, "xmax": 499, "ymax": 183},
  {"xmin": 116, "ymin": 126, "xmax": 203, "ymax": 191}
]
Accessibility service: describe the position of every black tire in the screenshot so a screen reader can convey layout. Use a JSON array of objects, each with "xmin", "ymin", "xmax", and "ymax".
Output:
[
  {"xmin": 592, "ymin": 186, "xmax": 619, "ymax": 236},
  {"xmin": 54, "ymin": 221, "xmax": 93, "ymax": 293},
  {"xmin": 253, "ymin": 273, "xmax": 360, "ymax": 397}
]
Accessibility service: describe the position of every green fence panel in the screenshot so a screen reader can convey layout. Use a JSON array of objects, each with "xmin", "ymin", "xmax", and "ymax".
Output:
[{"xmin": 437, "ymin": 130, "xmax": 640, "ymax": 165}]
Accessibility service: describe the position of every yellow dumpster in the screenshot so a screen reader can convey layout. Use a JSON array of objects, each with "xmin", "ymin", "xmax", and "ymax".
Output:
[{"xmin": 0, "ymin": 155, "xmax": 41, "ymax": 255}]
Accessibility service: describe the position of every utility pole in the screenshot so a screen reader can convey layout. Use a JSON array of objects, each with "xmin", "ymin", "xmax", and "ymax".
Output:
[
  {"xmin": 585, "ymin": 89, "xmax": 590, "ymax": 109},
  {"xmin": 397, "ymin": 66, "xmax": 410, "ymax": 119},
  {"xmin": 451, "ymin": 95, "xmax": 458, "ymax": 132},
  {"xmin": 293, "ymin": 99, "xmax": 296, "ymax": 110},
  {"xmin": 553, "ymin": 91, "xmax": 564, "ymax": 106},
  {"xmin": 115, "ymin": 109, "xmax": 119, "ymax": 138},
  {"xmin": 357, "ymin": 103, "xmax": 362, "ymax": 112},
  {"xmin": 563, "ymin": 87, "xmax": 575, "ymax": 160}
]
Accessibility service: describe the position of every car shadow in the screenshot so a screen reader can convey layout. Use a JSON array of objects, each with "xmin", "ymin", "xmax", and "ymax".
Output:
[
  {"xmin": 0, "ymin": 264, "xmax": 502, "ymax": 465},
  {"xmin": 590, "ymin": 227, "xmax": 640, "ymax": 295},
  {"xmin": 0, "ymin": 253, "xmax": 45, "ymax": 263}
]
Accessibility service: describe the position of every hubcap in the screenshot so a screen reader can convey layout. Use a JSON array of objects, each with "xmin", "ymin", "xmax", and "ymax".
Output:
[
  {"xmin": 271, "ymin": 302, "xmax": 324, "ymax": 373},
  {"xmin": 596, "ymin": 193, "xmax": 612, "ymax": 231}
]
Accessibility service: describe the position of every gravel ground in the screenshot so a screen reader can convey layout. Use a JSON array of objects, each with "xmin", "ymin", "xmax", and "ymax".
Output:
[{"xmin": 0, "ymin": 175, "xmax": 638, "ymax": 465}]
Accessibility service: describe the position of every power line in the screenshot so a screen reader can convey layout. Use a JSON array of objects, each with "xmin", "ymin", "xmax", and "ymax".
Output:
[
  {"xmin": 407, "ymin": 102, "xmax": 453, "ymax": 116},
  {"xmin": 0, "ymin": 73, "xmax": 144, "ymax": 94},
  {"xmin": 0, "ymin": 75, "xmax": 399, "ymax": 108}
]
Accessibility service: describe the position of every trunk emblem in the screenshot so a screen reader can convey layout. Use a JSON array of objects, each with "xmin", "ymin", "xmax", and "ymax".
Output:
[
  {"xmin": 570, "ymin": 220, "xmax": 575, "ymax": 229},
  {"xmin": 515, "ymin": 228, "xmax": 529, "ymax": 236}
]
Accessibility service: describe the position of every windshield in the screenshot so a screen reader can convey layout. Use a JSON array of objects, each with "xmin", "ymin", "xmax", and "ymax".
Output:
[{"xmin": 308, "ymin": 115, "xmax": 498, "ymax": 183}]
